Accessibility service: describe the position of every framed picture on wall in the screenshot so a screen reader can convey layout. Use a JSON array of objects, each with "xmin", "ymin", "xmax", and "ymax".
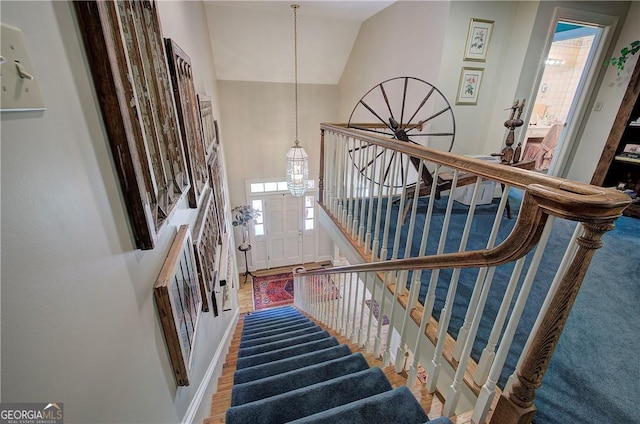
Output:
[
  {"xmin": 154, "ymin": 225, "xmax": 203, "ymax": 386},
  {"xmin": 75, "ymin": 1, "xmax": 191, "ymax": 250},
  {"xmin": 463, "ymin": 18, "xmax": 494, "ymax": 62},
  {"xmin": 456, "ymin": 67, "xmax": 484, "ymax": 105}
]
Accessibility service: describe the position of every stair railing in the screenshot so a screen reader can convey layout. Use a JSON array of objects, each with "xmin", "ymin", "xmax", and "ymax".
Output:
[{"xmin": 294, "ymin": 123, "xmax": 629, "ymax": 423}]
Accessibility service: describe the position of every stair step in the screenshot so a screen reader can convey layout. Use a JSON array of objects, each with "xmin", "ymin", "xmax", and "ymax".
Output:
[
  {"xmin": 233, "ymin": 344, "xmax": 352, "ymax": 385},
  {"xmin": 243, "ymin": 305, "xmax": 296, "ymax": 320},
  {"xmin": 242, "ymin": 314, "xmax": 309, "ymax": 334},
  {"xmin": 238, "ymin": 330, "xmax": 330, "ymax": 358},
  {"xmin": 240, "ymin": 320, "xmax": 316, "ymax": 341},
  {"xmin": 207, "ymin": 306, "xmax": 455, "ymax": 424},
  {"xmin": 242, "ymin": 315, "xmax": 307, "ymax": 331},
  {"xmin": 287, "ymin": 386, "xmax": 430, "ymax": 424},
  {"xmin": 244, "ymin": 309, "xmax": 304, "ymax": 322},
  {"xmin": 231, "ymin": 352, "xmax": 369, "ymax": 406},
  {"xmin": 225, "ymin": 367, "xmax": 391, "ymax": 424},
  {"xmin": 235, "ymin": 337, "xmax": 339, "ymax": 370},
  {"xmin": 239, "ymin": 325, "xmax": 323, "ymax": 348},
  {"xmin": 241, "ymin": 317, "xmax": 310, "ymax": 336}
]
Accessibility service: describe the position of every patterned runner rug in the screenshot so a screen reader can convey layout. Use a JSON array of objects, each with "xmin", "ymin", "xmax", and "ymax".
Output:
[{"xmin": 252, "ymin": 272, "xmax": 294, "ymax": 311}]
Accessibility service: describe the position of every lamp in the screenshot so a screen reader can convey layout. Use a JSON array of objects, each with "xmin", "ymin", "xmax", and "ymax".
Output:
[{"xmin": 286, "ymin": 4, "xmax": 309, "ymax": 197}]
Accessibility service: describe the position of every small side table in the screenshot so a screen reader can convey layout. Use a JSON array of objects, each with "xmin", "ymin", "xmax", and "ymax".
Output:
[{"xmin": 238, "ymin": 244, "xmax": 255, "ymax": 284}]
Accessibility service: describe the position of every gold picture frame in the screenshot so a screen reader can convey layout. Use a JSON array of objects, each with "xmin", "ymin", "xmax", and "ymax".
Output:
[
  {"xmin": 463, "ymin": 18, "xmax": 494, "ymax": 62},
  {"xmin": 456, "ymin": 67, "xmax": 484, "ymax": 105}
]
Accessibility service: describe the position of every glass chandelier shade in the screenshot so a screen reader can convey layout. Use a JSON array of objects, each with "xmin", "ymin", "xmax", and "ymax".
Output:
[
  {"xmin": 286, "ymin": 4, "xmax": 308, "ymax": 197},
  {"xmin": 286, "ymin": 141, "xmax": 309, "ymax": 196}
]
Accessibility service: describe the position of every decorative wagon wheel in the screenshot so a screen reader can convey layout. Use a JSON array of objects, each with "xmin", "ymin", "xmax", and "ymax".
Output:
[{"xmin": 347, "ymin": 76, "xmax": 456, "ymax": 191}]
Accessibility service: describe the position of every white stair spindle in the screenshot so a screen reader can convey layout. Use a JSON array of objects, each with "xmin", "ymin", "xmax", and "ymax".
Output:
[
  {"xmin": 453, "ymin": 185, "xmax": 510, "ymax": 360},
  {"xmin": 426, "ymin": 176, "xmax": 482, "ymax": 393},
  {"xmin": 473, "ymin": 220, "xmax": 555, "ymax": 423}
]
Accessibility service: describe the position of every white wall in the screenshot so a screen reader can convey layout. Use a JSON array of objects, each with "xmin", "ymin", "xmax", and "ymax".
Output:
[
  {"xmin": 338, "ymin": 1, "xmax": 450, "ymax": 119},
  {"xmin": 216, "ymin": 80, "xmax": 339, "ymax": 263},
  {"xmin": 1, "ymin": 2, "xmax": 235, "ymax": 423},
  {"xmin": 435, "ymin": 1, "xmax": 537, "ymax": 156}
]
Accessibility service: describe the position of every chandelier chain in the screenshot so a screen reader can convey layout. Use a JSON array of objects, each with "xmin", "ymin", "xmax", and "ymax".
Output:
[{"xmin": 293, "ymin": 4, "xmax": 299, "ymax": 145}]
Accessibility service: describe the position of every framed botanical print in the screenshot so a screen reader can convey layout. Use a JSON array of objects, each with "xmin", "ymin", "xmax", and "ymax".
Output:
[
  {"xmin": 456, "ymin": 67, "xmax": 484, "ymax": 105},
  {"xmin": 463, "ymin": 18, "xmax": 494, "ymax": 62}
]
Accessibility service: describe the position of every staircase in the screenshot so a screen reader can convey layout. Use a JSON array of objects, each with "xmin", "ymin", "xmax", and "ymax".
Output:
[{"xmin": 207, "ymin": 306, "xmax": 454, "ymax": 423}]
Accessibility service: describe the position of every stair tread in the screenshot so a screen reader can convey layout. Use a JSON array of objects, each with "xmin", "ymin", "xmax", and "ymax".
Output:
[
  {"xmin": 242, "ymin": 315, "xmax": 308, "ymax": 332},
  {"xmin": 234, "ymin": 344, "xmax": 352, "ymax": 384},
  {"xmin": 240, "ymin": 321, "xmax": 316, "ymax": 340},
  {"xmin": 238, "ymin": 330, "xmax": 330, "ymax": 358},
  {"xmin": 236, "ymin": 337, "xmax": 339, "ymax": 370},
  {"xmin": 226, "ymin": 367, "xmax": 391, "ymax": 424},
  {"xmin": 206, "ymin": 307, "xmax": 453, "ymax": 424},
  {"xmin": 286, "ymin": 386, "xmax": 430, "ymax": 424},
  {"xmin": 231, "ymin": 352, "xmax": 369, "ymax": 406},
  {"xmin": 239, "ymin": 325, "xmax": 323, "ymax": 348}
]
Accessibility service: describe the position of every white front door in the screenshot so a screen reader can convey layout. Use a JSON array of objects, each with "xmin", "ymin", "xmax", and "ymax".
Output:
[
  {"xmin": 246, "ymin": 179, "xmax": 318, "ymax": 271},
  {"xmin": 265, "ymin": 194, "xmax": 303, "ymax": 268}
]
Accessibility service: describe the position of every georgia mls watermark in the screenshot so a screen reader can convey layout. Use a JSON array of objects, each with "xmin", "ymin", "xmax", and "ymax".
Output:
[{"xmin": 0, "ymin": 403, "xmax": 63, "ymax": 424}]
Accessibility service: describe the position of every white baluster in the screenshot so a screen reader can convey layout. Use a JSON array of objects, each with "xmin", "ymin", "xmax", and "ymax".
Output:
[
  {"xmin": 371, "ymin": 149, "xmax": 389, "ymax": 261},
  {"xmin": 357, "ymin": 272, "xmax": 372, "ymax": 346},
  {"xmin": 364, "ymin": 145, "xmax": 379, "ymax": 254},
  {"xmin": 374, "ymin": 270, "xmax": 391, "ymax": 358},
  {"xmin": 365, "ymin": 270, "xmax": 378, "ymax": 353},
  {"xmin": 350, "ymin": 271, "xmax": 362, "ymax": 343},
  {"xmin": 379, "ymin": 152, "xmax": 399, "ymax": 262},
  {"xmin": 453, "ymin": 185, "xmax": 510, "ymax": 360},
  {"xmin": 357, "ymin": 142, "xmax": 369, "ymax": 245},
  {"xmin": 443, "ymin": 265, "xmax": 496, "ymax": 416},
  {"xmin": 474, "ymin": 258, "xmax": 525, "ymax": 385},
  {"xmin": 504, "ymin": 219, "xmax": 580, "ymax": 392},
  {"xmin": 394, "ymin": 162, "xmax": 424, "ymax": 371},
  {"xmin": 426, "ymin": 174, "xmax": 481, "ymax": 393},
  {"xmin": 473, "ymin": 220, "xmax": 554, "ymax": 423}
]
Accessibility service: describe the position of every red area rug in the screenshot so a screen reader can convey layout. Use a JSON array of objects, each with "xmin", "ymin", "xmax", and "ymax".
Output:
[{"xmin": 252, "ymin": 272, "xmax": 294, "ymax": 311}]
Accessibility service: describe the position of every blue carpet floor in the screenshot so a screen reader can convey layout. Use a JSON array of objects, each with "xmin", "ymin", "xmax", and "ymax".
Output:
[
  {"xmin": 226, "ymin": 306, "xmax": 453, "ymax": 424},
  {"xmin": 534, "ymin": 213, "xmax": 640, "ymax": 424},
  {"xmin": 367, "ymin": 190, "xmax": 639, "ymax": 423}
]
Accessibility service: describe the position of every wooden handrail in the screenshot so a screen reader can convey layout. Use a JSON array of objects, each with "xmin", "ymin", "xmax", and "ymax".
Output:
[
  {"xmin": 303, "ymin": 123, "xmax": 631, "ymax": 423},
  {"xmin": 320, "ymin": 123, "xmax": 630, "ymax": 217}
]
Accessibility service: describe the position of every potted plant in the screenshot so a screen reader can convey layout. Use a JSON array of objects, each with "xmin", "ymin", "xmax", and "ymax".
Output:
[{"xmin": 231, "ymin": 205, "xmax": 261, "ymax": 248}]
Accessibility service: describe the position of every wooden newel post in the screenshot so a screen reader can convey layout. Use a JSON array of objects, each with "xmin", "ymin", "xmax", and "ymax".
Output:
[
  {"xmin": 319, "ymin": 128, "xmax": 325, "ymax": 204},
  {"xmin": 490, "ymin": 220, "xmax": 616, "ymax": 424}
]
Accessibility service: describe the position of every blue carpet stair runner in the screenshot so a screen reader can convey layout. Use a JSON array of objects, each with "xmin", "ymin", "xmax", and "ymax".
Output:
[{"xmin": 226, "ymin": 306, "xmax": 453, "ymax": 424}]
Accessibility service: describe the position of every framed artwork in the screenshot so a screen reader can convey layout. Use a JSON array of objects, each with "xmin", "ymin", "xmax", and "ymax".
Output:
[
  {"xmin": 166, "ymin": 38, "xmax": 209, "ymax": 209},
  {"xmin": 456, "ymin": 67, "xmax": 484, "ymax": 105},
  {"xmin": 75, "ymin": 1, "xmax": 190, "ymax": 250},
  {"xmin": 463, "ymin": 18, "xmax": 494, "ymax": 62},
  {"xmin": 192, "ymin": 188, "xmax": 222, "ymax": 316},
  {"xmin": 197, "ymin": 94, "xmax": 218, "ymax": 162},
  {"xmin": 154, "ymin": 225, "xmax": 203, "ymax": 386},
  {"xmin": 207, "ymin": 151, "xmax": 227, "ymax": 239}
]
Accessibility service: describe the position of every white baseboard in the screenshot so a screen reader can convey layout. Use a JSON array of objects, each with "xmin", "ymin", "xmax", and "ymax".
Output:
[{"xmin": 182, "ymin": 309, "xmax": 239, "ymax": 424}]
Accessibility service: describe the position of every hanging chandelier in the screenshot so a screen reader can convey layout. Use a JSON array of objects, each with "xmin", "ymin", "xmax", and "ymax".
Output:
[{"xmin": 286, "ymin": 4, "xmax": 309, "ymax": 197}]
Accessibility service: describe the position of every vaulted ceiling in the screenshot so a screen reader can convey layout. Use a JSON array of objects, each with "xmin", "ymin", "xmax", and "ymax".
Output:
[{"xmin": 204, "ymin": 1, "xmax": 395, "ymax": 84}]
